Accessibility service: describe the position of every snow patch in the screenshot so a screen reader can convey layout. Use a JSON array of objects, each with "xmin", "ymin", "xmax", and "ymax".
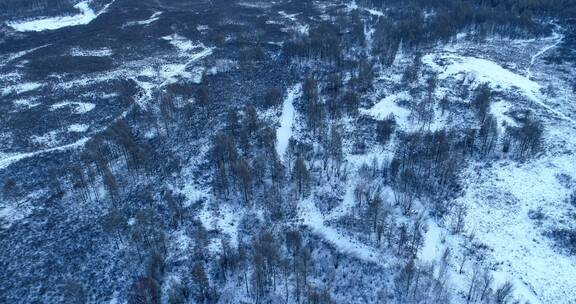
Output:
[
  {"xmin": 276, "ymin": 83, "xmax": 301, "ymax": 161},
  {"xmin": 0, "ymin": 205, "xmax": 29, "ymax": 229},
  {"xmin": 67, "ymin": 124, "xmax": 90, "ymax": 133},
  {"xmin": 51, "ymin": 101, "xmax": 96, "ymax": 114},
  {"xmin": 6, "ymin": 0, "xmax": 114, "ymax": 32},
  {"xmin": 0, "ymin": 137, "xmax": 89, "ymax": 170},
  {"xmin": 2, "ymin": 82, "xmax": 43, "ymax": 95},
  {"xmin": 13, "ymin": 98, "xmax": 41, "ymax": 109},
  {"xmin": 159, "ymin": 35, "xmax": 214, "ymax": 86},
  {"xmin": 125, "ymin": 11, "xmax": 162, "ymax": 26},
  {"xmin": 361, "ymin": 91, "xmax": 410, "ymax": 123},
  {"xmin": 70, "ymin": 47, "xmax": 113, "ymax": 57},
  {"xmin": 423, "ymin": 52, "xmax": 576, "ymax": 124}
]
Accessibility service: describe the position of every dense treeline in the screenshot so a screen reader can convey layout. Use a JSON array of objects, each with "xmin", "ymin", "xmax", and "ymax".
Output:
[{"xmin": 365, "ymin": 0, "xmax": 575, "ymax": 54}]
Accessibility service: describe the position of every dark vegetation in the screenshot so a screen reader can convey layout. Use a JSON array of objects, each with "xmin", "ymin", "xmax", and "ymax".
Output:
[{"xmin": 0, "ymin": 0, "xmax": 569, "ymax": 303}]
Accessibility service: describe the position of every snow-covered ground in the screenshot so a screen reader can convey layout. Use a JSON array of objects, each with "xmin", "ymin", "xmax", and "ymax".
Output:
[
  {"xmin": 6, "ymin": 0, "xmax": 115, "ymax": 32},
  {"xmin": 50, "ymin": 101, "xmax": 96, "ymax": 114},
  {"xmin": 458, "ymin": 155, "xmax": 576, "ymax": 303},
  {"xmin": 159, "ymin": 35, "xmax": 214, "ymax": 87},
  {"xmin": 276, "ymin": 84, "xmax": 301, "ymax": 161},
  {"xmin": 416, "ymin": 29, "xmax": 576, "ymax": 304},
  {"xmin": 0, "ymin": 137, "xmax": 90, "ymax": 171},
  {"xmin": 68, "ymin": 124, "xmax": 90, "ymax": 133},
  {"xmin": 125, "ymin": 11, "xmax": 162, "ymax": 27},
  {"xmin": 361, "ymin": 91, "xmax": 410, "ymax": 123},
  {"xmin": 278, "ymin": 11, "xmax": 309, "ymax": 35},
  {"xmin": 298, "ymin": 197, "xmax": 388, "ymax": 266},
  {"xmin": 1, "ymin": 82, "xmax": 43, "ymax": 96},
  {"xmin": 422, "ymin": 34, "xmax": 575, "ymax": 125}
]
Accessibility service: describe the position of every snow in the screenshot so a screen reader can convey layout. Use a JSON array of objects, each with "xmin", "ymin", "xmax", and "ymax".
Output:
[
  {"xmin": 125, "ymin": 12, "xmax": 162, "ymax": 26},
  {"xmin": 6, "ymin": 0, "xmax": 114, "ymax": 32},
  {"xmin": 51, "ymin": 101, "xmax": 96, "ymax": 114},
  {"xmin": 1, "ymin": 82, "xmax": 43, "ymax": 95},
  {"xmin": 70, "ymin": 47, "xmax": 113, "ymax": 57},
  {"xmin": 347, "ymin": 0, "xmax": 385, "ymax": 17},
  {"xmin": 198, "ymin": 202, "xmax": 241, "ymax": 249},
  {"xmin": 325, "ymin": 183, "xmax": 356, "ymax": 221},
  {"xmin": 365, "ymin": 8, "xmax": 385, "ymax": 17},
  {"xmin": 419, "ymin": 220, "xmax": 445, "ymax": 262},
  {"xmin": 458, "ymin": 154, "xmax": 576, "ymax": 304},
  {"xmin": 361, "ymin": 91, "xmax": 410, "ymax": 123},
  {"xmin": 159, "ymin": 35, "xmax": 214, "ymax": 86},
  {"xmin": 278, "ymin": 11, "xmax": 299, "ymax": 22},
  {"xmin": 0, "ymin": 137, "xmax": 89, "ymax": 171},
  {"xmin": 161, "ymin": 34, "xmax": 202, "ymax": 53},
  {"xmin": 527, "ymin": 30, "xmax": 563, "ymax": 80},
  {"xmin": 424, "ymin": 54, "xmax": 541, "ymax": 97},
  {"xmin": 178, "ymin": 184, "xmax": 207, "ymax": 207},
  {"xmin": 490, "ymin": 99, "xmax": 518, "ymax": 132},
  {"xmin": 67, "ymin": 124, "xmax": 90, "ymax": 133},
  {"xmin": 12, "ymin": 98, "xmax": 40, "ymax": 109},
  {"xmin": 278, "ymin": 11, "xmax": 309, "ymax": 35},
  {"xmin": 276, "ymin": 84, "xmax": 301, "ymax": 161},
  {"xmin": 299, "ymin": 197, "xmax": 387, "ymax": 266},
  {"xmin": 0, "ymin": 205, "xmax": 28, "ymax": 229},
  {"xmin": 2, "ymin": 45, "xmax": 51, "ymax": 64},
  {"xmin": 423, "ymin": 51, "xmax": 576, "ymax": 125},
  {"xmin": 31, "ymin": 131, "xmax": 59, "ymax": 147}
]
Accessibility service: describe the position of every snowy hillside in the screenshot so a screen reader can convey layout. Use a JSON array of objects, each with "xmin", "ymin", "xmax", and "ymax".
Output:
[{"xmin": 1, "ymin": 0, "xmax": 576, "ymax": 303}]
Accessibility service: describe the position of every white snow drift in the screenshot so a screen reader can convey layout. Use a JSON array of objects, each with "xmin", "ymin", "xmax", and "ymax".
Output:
[{"xmin": 7, "ymin": 0, "xmax": 114, "ymax": 32}]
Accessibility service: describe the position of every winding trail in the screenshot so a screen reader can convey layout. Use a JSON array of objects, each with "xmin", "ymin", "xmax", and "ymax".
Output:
[
  {"xmin": 526, "ymin": 27, "xmax": 563, "ymax": 80},
  {"xmin": 298, "ymin": 197, "xmax": 388, "ymax": 267},
  {"xmin": 275, "ymin": 82, "xmax": 386, "ymax": 266},
  {"xmin": 524, "ymin": 28, "xmax": 575, "ymax": 125}
]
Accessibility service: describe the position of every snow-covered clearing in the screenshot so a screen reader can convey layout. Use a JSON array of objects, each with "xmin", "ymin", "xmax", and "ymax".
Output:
[
  {"xmin": 490, "ymin": 98, "xmax": 524, "ymax": 134},
  {"xmin": 278, "ymin": 11, "xmax": 299, "ymax": 22},
  {"xmin": 423, "ymin": 53, "xmax": 541, "ymax": 96},
  {"xmin": 458, "ymin": 155, "xmax": 576, "ymax": 304},
  {"xmin": 361, "ymin": 91, "xmax": 410, "ymax": 123},
  {"xmin": 423, "ymin": 51, "xmax": 576, "ymax": 124},
  {"xmin": 419, "ymin": 220, "xmax": 445, "ymax": 263},
  {"xmin": 6, "ymin": 0, "xmax": 114, "ymax": 32},
  {"xmin": 159, "ymin": 35, "xmax": 214, "ymax": 87},
  {"xmin": 0, "ymin": 137, "xmax": 90, "ymax": 171},
  {"xmin": 276, "ymin": 84, "xmax": 301, "ymax": 161}
]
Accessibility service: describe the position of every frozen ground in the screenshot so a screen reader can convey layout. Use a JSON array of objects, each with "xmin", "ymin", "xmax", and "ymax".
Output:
[
  {"xmin": 298, "ymin": 196, "xmax": 388, "ymax": 266},
  {"xmin": 361, "ymin": 91, "xmax": 410, "ymax": 123},
  {"xmin": 417, "ymin": 29, "xmax": 576, "ymax": 304},
  {"xmin": 0, "ymin": 137, "xmax": 89, "ymax": 171},
  {"xmin": 6, "ymin": 0, "xmax": 115, "ymax": 32},
  {"xmin": 276, "ymin": 83, "xmax": 301, "ymax": 161}
]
